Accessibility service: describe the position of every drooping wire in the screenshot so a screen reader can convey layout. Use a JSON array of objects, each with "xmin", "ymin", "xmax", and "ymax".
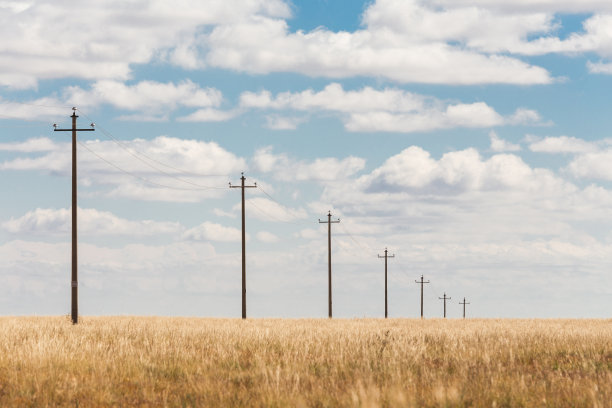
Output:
[
  {"xmin": 77, "ymin": 109, "xmax": 232, "ymax": 180},
  {"xmin": 78, "ymin": 141, "xmax": 225, "ymax": 192}
]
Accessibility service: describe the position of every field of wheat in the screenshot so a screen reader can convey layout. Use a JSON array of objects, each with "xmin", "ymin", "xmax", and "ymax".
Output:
[{"xmin": 0, "ymin": 317, "xmax": 610, "ymax": 407}]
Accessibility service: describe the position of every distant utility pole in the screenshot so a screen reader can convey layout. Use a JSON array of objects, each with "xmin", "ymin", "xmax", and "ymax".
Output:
[
  {"xmin": 319, "ymin": 211, "xmax": 340, "ymax": 318},
  {"xmin": 377, "ymin": 248, "xmax": 394, "ymax": 318},
  {"xmin": 415, "ymin": 275, "xmax": 430, "ymax": 319},
  {"xmin": 53, "ymin": 107, "xmax": 94, "ymax": 325},
  {"xmin": 438, "ymin": 292, "xmax": 451, "ymax": 318},
  {"xmin": 459, "ymin": 297, "xmax": 470, "ymax": 319},
  {"xmin": 229, "ymin": 173, "xmax": 256, "ymax": 319}
]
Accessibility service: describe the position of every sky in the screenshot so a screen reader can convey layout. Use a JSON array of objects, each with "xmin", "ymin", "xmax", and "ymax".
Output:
[{"xmin": 1, "ymin": 0, "xmax": 612, "ymax": 319}]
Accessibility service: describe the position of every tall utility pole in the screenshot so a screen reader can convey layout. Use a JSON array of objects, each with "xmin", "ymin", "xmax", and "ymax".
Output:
[
  {"xmin": 438, "ymin": 292, "xmax": 451, "ymax": 318},
  {"xmin": 459, "ymin": 297, "xmax": 470, "ymax": 319},
  {"xmin": 319, "ymin": 211, "xmax": 340, "ymax": 318},
  {"xmin": 377, "ymin": 248, "xmax": 394, "ymax": 318},
  {"xmin": 414, "ymin": 275, "xmax": 430, "ymax": 319},
  {"xmin": 229, "ymin": 173, "xmax": 256, "ymax": 319},
  {"xmin": 53, "ymin": 107, "xmax": 94, "ymax": 325}
]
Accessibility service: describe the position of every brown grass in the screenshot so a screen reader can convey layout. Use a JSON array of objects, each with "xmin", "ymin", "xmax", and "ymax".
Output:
[{"xmin": 0, "ymin": 317, "xmax": 610, "ymax": 407}]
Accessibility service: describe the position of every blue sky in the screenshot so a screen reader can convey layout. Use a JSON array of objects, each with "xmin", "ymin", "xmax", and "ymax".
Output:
[{"xmin": 1, "ymin": 0, "xmax": 612, "ymax": 318}]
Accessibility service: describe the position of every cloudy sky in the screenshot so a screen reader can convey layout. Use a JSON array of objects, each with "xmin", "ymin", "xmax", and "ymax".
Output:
[{"xmin": 1, "ymin": 0, "xmax": 612, "ymax": 318}]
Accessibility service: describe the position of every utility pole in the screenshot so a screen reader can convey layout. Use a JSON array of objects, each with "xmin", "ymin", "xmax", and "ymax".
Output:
[
  {"xmin": 377, "ymin": 248, "xmax": 394, "ymax": 318},
  {"xmin": 459, "ymin": 297, "xmax": 470, "ymax": 319},
  {"xmin": 414, "ymin": 275, "xmax": 430, "ymax": 319},
  {"xmin": 53, "ymin": 107, "xmax": 94, "ymax": 325},
  {"xmin": 319, "ymin": 211, "xmax": 340, "ymax": 318},
  {"xmin": 229, "ymin": 173, "xmax": 256, "ymax": 319},
  {"xmin": 438, "ymin": 292, "xmax": 451, "ymax": 318}
]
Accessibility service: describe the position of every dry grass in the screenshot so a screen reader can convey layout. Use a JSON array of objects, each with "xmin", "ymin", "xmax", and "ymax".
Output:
[{"xmin": 0, "ymin": 317, "xmax": 610, "ymax": 407}]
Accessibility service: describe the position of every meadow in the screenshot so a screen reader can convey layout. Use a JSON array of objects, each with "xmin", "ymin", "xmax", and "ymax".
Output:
[{"xmin": 0, "ymin": 317, "xmax": 610, "ymax": 407}]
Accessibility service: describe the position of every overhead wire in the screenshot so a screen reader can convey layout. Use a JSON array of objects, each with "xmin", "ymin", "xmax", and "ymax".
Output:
[
  {"xmin": 254, "ymin": 184, "xmax": 312, "ymax": 226},
  {"xmin": 77, "ymin": 141, "xmax": 224, "ymax": 192},
  {"xmin": 76, "ymin": 108, "xmax": 232, "ymax": 180}
]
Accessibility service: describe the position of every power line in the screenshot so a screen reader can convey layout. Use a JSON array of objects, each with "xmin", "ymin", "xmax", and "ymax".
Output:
[
  {"xmin": 77, "ymin": 109, "xmax": 231, "ymax": 179},
  {"xmin": 255, "ymin": 185, "xmax": 311, "ymax": 226},
  {"xmin": 78, "ymin": 141, "xmax": 223, "ymax": 192}
]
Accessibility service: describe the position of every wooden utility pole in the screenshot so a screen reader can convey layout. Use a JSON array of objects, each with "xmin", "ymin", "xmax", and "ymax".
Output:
[
  {"xmin": 229, "ymin": 173, "xmax": 256, "ymax": 319},
  {"xmin": 414, "ymin": 275, "xmax": 430, "ymax": 319},
  {"xmin": 438, "ymin": 292, "xmax": 451, "ymax": 318},
  {"xmin": 459, "ymin": 297, "xmax": 470, "ymax": 319},
  {"xmin": 319, "ymin": 211, "xmax": 340, "ymax": 318},
  {"xmin": 53, "ymin": 107, "xmax": 94, "ymax": 325},
  {"xmin": 377, "ymin": 248, "xmax": 394, "ymax": 318}
]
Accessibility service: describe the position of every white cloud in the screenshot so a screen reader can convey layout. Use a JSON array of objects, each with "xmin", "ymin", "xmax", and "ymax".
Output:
[
  {"xmin": 252, "ymin": 146, "xmax": 365, "ymax": 182},
  {"xmin": 204, "ymin": 8, "xmax": 552, "ymax": 85},
  {"xmin": 0, "ymin": 97, "xmax": 68, "ymax": 120},
  {"xmin": 256, "ymin": 231, "xmax": 279, "ymax": 243},
  {"xmin": 0, "ymin": 136, "xmax": 244, "ymax": 202},
  {"xmin": 177, "ymin": 108, "xmax": 238, "ymax": 122},
  {"xmin": 242, "ymin": 197, "xmax": 308, "ymax": 222},
  {"xmin": 489, "ymin": 131, "xmax": 521, "ymax": 152},
  {"xmin": 63, "ymin": 80, "xmax": 224, "ymax": 120},
  {"xmin": 529, "ymin": 136, "xmax": 597, "ymax": 154},
  {"xmin": 182, "ymin": 221, "xmax": 242, "ymax": 242},
  {"xmin": 213, "ymin": 208, "xmax": 236, "ymax": 218},
  {"xmin": 2, "ymin": 207, "xmax": 182, "ymax": 236},
  {"xmin": 241, "ymin": 84, "xmax": 542, "ymax": 132},
  {"xmin": 432, "ymin": 0, "xmax": 612, "ymax": 13},
  {"xmin": 0, "ymin": 137, "xmax": 59, "ymax": 152},
  {"xmin": 563, "ymin": 148, "xmax": 612, "ymax": 181},
  {"xmin": 265, "ymin": 115, "xmax": 305, "ymax": 130},
  {"xmin": 7, "ymin": 0, "xmax": 612, "ymax": 89},
  {"xmin": 356, "ymin": 146, "xmax": 574, "ymax": 198},
  {"xmin": 0, "ymin": 0, "xmax": 290, "ymax": 89}
]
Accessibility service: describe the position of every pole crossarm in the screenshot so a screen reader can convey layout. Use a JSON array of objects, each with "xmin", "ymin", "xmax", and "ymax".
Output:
[
  {"xmin": 438, "ymin": 292, "xmax": 451, "ymax": 318},
  {"xmin": 319, "ymin": 211, "xmax": 340, "ymax": 318},
  {"xmin": 52, "ymin": 108, "xmax": 94, "ymax": 325},
  {"xmin": 378, "ymin": 248, "xmax": 395, "ymax": 318},
  {"xmin": 229, "ymin": 172, "xmax": 256, "ymax": 319}
]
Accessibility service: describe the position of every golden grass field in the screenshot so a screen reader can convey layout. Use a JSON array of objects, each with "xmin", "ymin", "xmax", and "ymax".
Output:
[{"xmin": 0, "ymin": 317, "xmax": 610, "ymax": 407}]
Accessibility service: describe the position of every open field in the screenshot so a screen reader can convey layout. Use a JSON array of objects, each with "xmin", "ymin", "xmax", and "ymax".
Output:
[{"xmin": 0, "ymin": 317, "xmax": 610, "ymax": 407}]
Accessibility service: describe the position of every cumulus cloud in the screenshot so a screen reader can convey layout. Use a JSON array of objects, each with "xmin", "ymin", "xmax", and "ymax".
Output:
[
  {"xmin": 204, "ymin": 4, "xmax": 552, "ymax": 85},
  {"xmin": 489, "ymin": 131, "xmax": 521, "ymax": 152},
  {"xmin": 7, "ymin": 0, "xmax": 612, "ymax": 89},
  {"xmin": 0, "ymin": 137, "xmax": 59, "ymax": 152},
  {"xmin": 0, "ymin": 136, "xmax": 245, "ymax": 202},
  {"xmin": 242, "ymin": 197, "xmax": 308, "ymax": 222},
  {"xmin": 256, "ymin": 231, "xmax": 279, "ymax": 243},
  {"xmin": 241, "ymin": 83, "xmax": 542, "ymax": 132},
  {"xmin": 529, "ymin": 136, "xmax": 598, "ymax": 154},
  {"xmin": 177, "ymin": 108, "xmax": 239, "ymax": 122},
  {"xmin": 264, "ymin": 115, "xmax": 306, "ymax": 130},
  {"xmin": 182, "ymin": 221, "xmax": 242, "ymax": 242},
  {"xmin": 0, "ymin": 97, "xmax": 68, "ymax": 121},
  {"xmin": 0, "ymin": 0, "xmax": 290, "ymax": 89},
  {"xmin": 2, "ymin": 207, "xmax": 182, "ymax": 236},
  {"xmin": 360, "ymin": 146, "xmax": 566, "ymax": 194},
  {"xmin": 64, "ymin": 80, "xmax": 224, "ymax": 120},
  {"xmin": 252, "ymin": 146, "xmax": 365, "ymax": 181}
]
